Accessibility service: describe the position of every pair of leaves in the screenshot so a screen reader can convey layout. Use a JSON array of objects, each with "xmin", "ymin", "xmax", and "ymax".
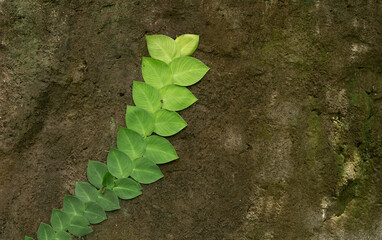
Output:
[
  {"xmin": 125, "ymin": 106, "xmax": 187, "ymax": 137},
  {"xmin": 133, "ymin": 80, "xmax": 198, "ymax": 112},
  {"xmin": 31, "ymin": 223, "xmax": 71, "ymax": 240},
  {"xmin": 146, "ymin": 34, "xmax": 199, "ymax": 63}
]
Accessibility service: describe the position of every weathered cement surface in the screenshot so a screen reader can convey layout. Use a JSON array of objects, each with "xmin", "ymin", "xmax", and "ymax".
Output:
[{"xmin": 1, "ymin": 0, "xmax": 382, "ymax": 239}]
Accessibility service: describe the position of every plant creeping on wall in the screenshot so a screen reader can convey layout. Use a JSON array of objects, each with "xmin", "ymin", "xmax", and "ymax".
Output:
[{"xmin": 24, "ymin": 34, "xmax": 209, "ymax": 240}]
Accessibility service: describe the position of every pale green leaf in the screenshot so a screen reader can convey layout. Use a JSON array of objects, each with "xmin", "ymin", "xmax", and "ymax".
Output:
[
  {"xmin": 63, "ymin": 195, "xmax": 85, "ymax": 216},
  {"xmin": 154, "ymin": 109, "xmax": 187, "ymax": 136},
  {"xmin": 142, "ymin": 57, "xmax": 172, "ymax": 89},
  {"xmin": 37, "ymin": 223, "xmax": 55, "ymax": 240},
  {"xmin": 144, "ymin": 135, "xmax": 178, "ymax": 164},
  {"xmin": 160, "ymin": 84, "xmax": 197, "ymax": 111},
  {"xmin": 75, "ymin": 182, "xmax": 98, "ymax": 203},
  {"xmin": 50, "ymin": 209, "xmax": 70, "ymax": 232},
  {"xmin": 125, "ymin": 106, "xmax": 154, "ymax": 137},
  {"xmin": 97, "ymin": 188, "xmax": 120, "ymax": 211},
  {"xmin": 170, "ymin": 56, "xmax": 209, "ymax": 86},
  {"xmin": 146, "ymin": 35, "xmax": 180, "ymax": 64},
  {"xmin": 54, "ymin": 231, "xmax": 72, "ymax": 240},
  {"xmin": 113, "ymin": 178, "xmax": 142, "ymax": 199},
  {"xmin": 117, "ymin": 127, "xmax": 146, "ymax": 160},
  {"xmin": 68, "ymin": 215, "xmax": 92, "ymax": 237},
  {"xmin": 107, "ymin": 148, "xmax": 133, "ymax": 179},
  {"xmin": 131, "ymin": 157, "xmax": 164, "ymax": 184},
  {"xmin": 84, "ymin": 202, "xmax": 107, "ymax": 224},
  {"xmin": 175, "ymin": 34, "xmax": 199, "ymax": 56},
  {"xmin": 87, "ymin": 160, "xmax": 108, "ymax": 189},
  {"xmin": 133, "ymin": 81, "xmax": 162, "ymax": 113}
]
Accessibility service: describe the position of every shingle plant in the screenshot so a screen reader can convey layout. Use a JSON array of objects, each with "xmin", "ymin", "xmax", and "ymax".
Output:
[{"xmin": 25, "ymin": 34, "xmax": 209, "ymax": 240}]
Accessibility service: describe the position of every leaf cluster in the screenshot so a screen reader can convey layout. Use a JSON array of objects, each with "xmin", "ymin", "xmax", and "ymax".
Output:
[{"xmin": 26, "ymin": 34, "xmax": 209, "ymax": 240}]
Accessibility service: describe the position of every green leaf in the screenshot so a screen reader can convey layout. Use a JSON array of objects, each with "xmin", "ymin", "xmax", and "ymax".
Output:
[
  {"xmin": 154, "ymin": 109, "xmax": 187, "ymax": 136},
  {"xmin": 37, "ymin": 223, "xmax": 55, "ymax": 240},
  {"xmin": 107, "ymin": 148, "xmax": 133, "ymax": 179},
  {"xmin": 131, "ymin": 157, "xmax": 164, "ymax": 184},
  {"xmin": 170, "ymin": 56, "xmax": 209, "ymax": 86},
  {"xmin": 146, "ymin": 35, "xmax": 180, "ymax": 64},
  {"xmin": 175, "ymin": 34, "xmax": 199, "ymax": 56},
  {"xmin": 102, "ymin": 172, "xmax": 115, "ymax": 189},
  {"xmin": 75, "ymin": 182, "xmax": 98, "ymax": 203},
  {"xmin": 125, "ymin": 106, "xmax": 154, "ymax": 137},
  {"xmin": 97, "ymin": 188, "xmax": 120, "ymax": 211},
  {"xmin": 87, "ymin": 160, "xmax": 108, "ymax": 189},
  {"xmin": 63, "ymin": 195, "xmax": 85, "ymax": 216},
  {"xmin": 84, "ymin": 202, "xmax": 107, "ymax": 224},
  {"xmin": 25, "ymin": 237, "xmax": 34, "ymax": 240},
  {"xmin": 142, "ymin": 57, "xmax": 172, "ymax": 89},
  {"xmin": 144, "ymin": 136, "xmax": 179, "ymax": 164},
  {"xmin": 160, "ymin": 84, "xmax": 198, "ymax": 111},
  {"xmin": 50, "ymin": 209, "xmax": 70, "ymax": 232},
  {"xmin": 68, "ymin": 215, "xmax": 92, "ymax": 237},
  {"xmin": 117, "ymin": 127, "xmax": 146, "ymax": 160},
  {"xmin": 113, "ymin": 178, "xmax": 142, "ymax": 199},
  {"xmin": 54, "ymin": 231, "xmax": 72, "ymax": 240},
  {"xmin": 133, "ymin": 81, "xmax": 162, "ymax": 113}
]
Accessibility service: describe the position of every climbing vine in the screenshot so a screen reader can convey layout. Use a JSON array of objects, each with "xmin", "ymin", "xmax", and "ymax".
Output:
[{"xmin": 25, "ymin": 34, "xmax": 209, "ymax": 240}]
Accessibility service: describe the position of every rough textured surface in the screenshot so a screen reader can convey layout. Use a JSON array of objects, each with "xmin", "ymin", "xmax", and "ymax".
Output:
[{"xmin": 1, "ymin": 0, "xmax": 382, "ymax": 239}]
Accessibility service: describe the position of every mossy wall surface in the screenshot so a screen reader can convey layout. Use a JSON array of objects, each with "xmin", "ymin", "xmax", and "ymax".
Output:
[{"xmin": 0, "ymin": 0, "xmax": 382, "ymax": 239}]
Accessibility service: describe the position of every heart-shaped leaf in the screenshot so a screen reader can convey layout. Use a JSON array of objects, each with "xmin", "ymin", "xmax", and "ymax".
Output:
[
  {"xmin": 133, "ymin": 81, "xmax": 162, "ymax": 113},
  {"xmin": 113, "ymin": 178, "xmax": 142, "ymax": 199},
  {"xmin": 175, "ymin": 34, "xmax": 199, "ymax": 56},
  {"xmin": 160, "ymin": 84, "xmax": 197, "ymax": 111},
  {"xmin": 75, "ymin": 182, "xmax": 98, "ymax": 203},
  {"xmin": 97, "ymin": 188, "xmax": 120, "ymax": 211},
  {"xmin": 142, "ymin": 57, "xmax": 172, "ymax": 89},
  {"xmin": 63, "ymin": 195, "xmax": 85, "ymax": 216},
  {"xmin": 146, "ymin": 35, "xmax": 180, "ymax": 63},
  {"xmin": 87, "ymin": 160, "xmax": 108, "ymax": 189},
  {"xmin": 131, "ymin": 157, "xmax": 164, "ymax": 184},
  {"xmin": 117, "ymin": 127, "xmax": 146, "ymax": 160},
  {"xmin": 68, "ymin": 215, "xmax": 92, "ymax": 237},
  {"xmin": 107, "ymin": 148, "xmax": 133, "ymax": 179},
  {"xmin": 143, "ymin": 135, "xmax": 179, "ymax": 164},
  {"xmin": 37, "ymin": 223, "xmax": 55, "ymax": 240},
  {"xmin": 154, "ymin": 109, "xmax": 187, "ymax": 136},
  {"xmin": 50, "ymin": 209, "xmax": 70, "ymax": 232},
  {"xmin": 84, "ymin": 202, "xmax": 107, "ymax": 224},
  {"xmin": 170, "ymin": 56, "xmax": 209, "ymax": 86},
  {"xmin": 54, "ymin": 231, "xmax": 72, "ymax": 240},
  {"xmin": 125, "ymin": 106, "xmax": 154, "ymax": 137}
]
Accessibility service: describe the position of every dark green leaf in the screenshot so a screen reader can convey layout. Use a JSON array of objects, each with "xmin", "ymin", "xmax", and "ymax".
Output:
[
  {"xmin": 37, "ymin": 223, "xmax": 55, "ymax": 240},
  {"xmin": 97, "ymin": 188, "xmax": 120, "ymax": 211},
  {"xmin": 84, "ymin": 202, "xmax": 107, "ymax": 224},
  {"xmin": 133, "ymin": 81, "xmax": 162, "ymax": 113},
  {"xmin": 102, "ymin": 172, "xmax": 115, "ymax": 189},
  {"xmin": 63, "ymin": 195, "xmax": 85, "ymax": 216},
  {"xmin": 144, "ymin": 136, "xmax": 178, "ymax": 164},
  {"xmin": 131, "ymin": 157, "xmax": 164, "ymax": 184},
  {"xmin": 154, "ymin": 109, "xmax": 187, "ymax": 136},
  {"xmin": 75, "ymin": 182, "xmax": 98, "ymax": 203},
  {"xmin": 125, "ymin": 106, "xmax": 154, "ymax": 137},
  {"xmin": 113, "ymin": 178, "xmax": 142, "ymax": 199},
  {"xmin": 117, "ymin": 127, "xmax": 146, "ymax": 160},
  {"xmin": 87, "ymin": 160, "xmax": 108, "ymax": 189},
  {"xmin": 68, "ymin": 215, "xmax": 92, "ymax": 237},
  {"xmin": 50, "ymin": 209, "xmax": 70, "ymax": 232},
  {"xmin": 142, "ymin": 57, "xmax": 172, "ymax": 89}
]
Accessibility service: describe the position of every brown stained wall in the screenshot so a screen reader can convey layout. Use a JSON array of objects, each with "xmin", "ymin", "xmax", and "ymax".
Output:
[{"xmin": 1, "ymin": 0, "xmax": 382, "ymax": 239}]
